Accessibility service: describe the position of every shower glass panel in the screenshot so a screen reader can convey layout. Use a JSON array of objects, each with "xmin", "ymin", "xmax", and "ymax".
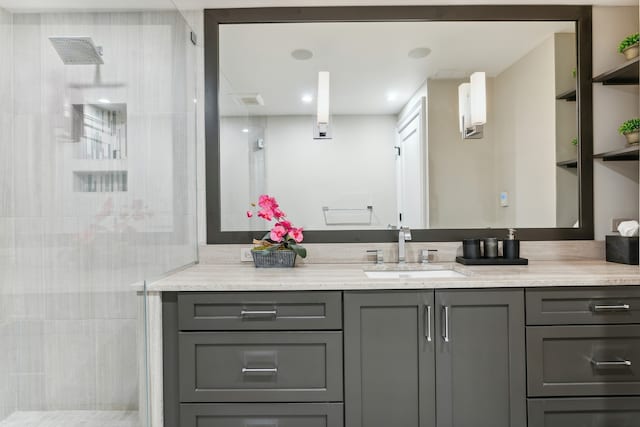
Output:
[{"xmin": 0, "ymin": 2, "xmax": 198, "ymax": 426}]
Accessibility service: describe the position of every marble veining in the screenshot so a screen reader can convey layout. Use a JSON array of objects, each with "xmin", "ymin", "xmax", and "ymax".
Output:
[{"xmin": 147, "ymin": 260, "xmax": 640, "ymax": 292}]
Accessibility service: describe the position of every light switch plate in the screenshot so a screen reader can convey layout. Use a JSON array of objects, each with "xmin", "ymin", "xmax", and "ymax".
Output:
[
  {"xmin": 500, "ymin": 192, "xmax": 509, "ymax": 207},
  {"xmin": 240, "ymin": 248, "xmax": 254, "ymax": 262}
]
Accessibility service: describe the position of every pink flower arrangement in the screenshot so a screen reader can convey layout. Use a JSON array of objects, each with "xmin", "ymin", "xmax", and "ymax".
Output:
[{"xmin": 247, "ymin": 195, "xmax": 307, "ymax": 258}]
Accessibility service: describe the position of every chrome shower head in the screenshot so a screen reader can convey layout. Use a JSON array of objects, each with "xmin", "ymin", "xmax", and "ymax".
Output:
[{"xmin": 49, "ymin": 36, "xmax": 104, "ymax": 65}]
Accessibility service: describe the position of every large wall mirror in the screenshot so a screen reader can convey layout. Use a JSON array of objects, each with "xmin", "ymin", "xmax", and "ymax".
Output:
[{"xmin": 205, "ymin": 6, "xmax": 593, "ymax": 243}]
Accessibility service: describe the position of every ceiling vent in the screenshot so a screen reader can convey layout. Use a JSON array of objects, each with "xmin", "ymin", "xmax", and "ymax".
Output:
[{"xmin": 234, "ymin": 93, "xmax": 265, "ymax": 107}]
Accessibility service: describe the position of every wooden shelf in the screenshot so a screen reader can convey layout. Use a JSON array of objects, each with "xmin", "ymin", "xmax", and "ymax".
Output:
[
  {"xmin": 556, "ymin": 89, "xmax": 576, "ymax": 101},
  {"xmin": 593, "ymin": 145, "xmax": 639, "ymax": 161},
  {"xmin": 593, "ymin": 57, "xmax": 639, "ymax": 85},
  {"xmin": 556, "ymin": 159, "xmax": 578, "ymax": 168}
]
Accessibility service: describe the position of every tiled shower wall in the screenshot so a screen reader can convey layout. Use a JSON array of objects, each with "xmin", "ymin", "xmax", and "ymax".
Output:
[
  {"xmin": 0, "ymin": 9, "xmax": 197, "ymax": 419},
  {"xmin": 0, "ymin": 5, "xmax": 16, "ymax": 422}
]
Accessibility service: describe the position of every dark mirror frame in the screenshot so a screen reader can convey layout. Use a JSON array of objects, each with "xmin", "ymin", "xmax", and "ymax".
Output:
[{"xmin": 205, "ymin": 5, "xmax": 593, "ymax": 243}]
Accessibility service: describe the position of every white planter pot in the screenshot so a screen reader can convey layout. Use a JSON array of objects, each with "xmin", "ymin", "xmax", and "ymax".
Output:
[
  {"xmin": 622, "ymin": 44, "xmax": 639, "ymax": 60},
  {"xmin": 624, "ymin": 131, "xmax": 639, "ymax": 145}
]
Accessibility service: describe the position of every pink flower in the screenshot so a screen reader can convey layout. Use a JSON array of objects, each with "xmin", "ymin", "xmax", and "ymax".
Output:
[
  {"xmin": 246, "ymin": 210, "xmax": 253, "ymax": 218},
  {"xmin": 273, "ymin": 208, "xmax": 286, "ymax": 219},
  {"xmin": 289, "ymin": 227, "xmax": 304, "ymax": 243},
  {"xmin": 258, "ymin": 195, "xmax": 278, "ymax": 211},
  {"xmin": 270, "ymin": 225, "xmax": 287, "ymax": 242},
  {"xmin": 277, "ymin": 220, "xmax": 292, "ymax": 231},
  {"xmin": 258, "ymin": 208, "xmax": 274, "ymax": 221}
]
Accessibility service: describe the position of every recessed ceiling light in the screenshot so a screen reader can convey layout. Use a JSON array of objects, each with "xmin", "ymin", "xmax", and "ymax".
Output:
[
  {"xmin": 291, "ymin": 49, "xmax": 313, "ymax": 60},
  {"xmin": 302, "ymin": 94, "xmax": 313, "ymax": 103},
  {"xmin": 387, "ymin": 92, "xmax": 398, "ymax": 102},
  {"xmin": 408, "ymin": 47, "xmax": 432, "ymax": 59},
  {"xmin": 241, "ymin": 128, "xmax": 250, "ymax": 133},
  {"xmin": 97, "ymin": 98, "xmax": 111, "ymax": 104}
]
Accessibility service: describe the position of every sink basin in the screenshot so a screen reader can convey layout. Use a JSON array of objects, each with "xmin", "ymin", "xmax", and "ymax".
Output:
[{"xmin": 365, "ymin": 269, "xmax": 466, "ymax": 279}]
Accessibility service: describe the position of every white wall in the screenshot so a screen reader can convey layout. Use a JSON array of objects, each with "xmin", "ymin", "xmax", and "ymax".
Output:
[
  {"xmin": 3, "ymin": 10, "xmax": 198, "ymax": 416},
  {"xmin": 220, "ymin": 114, "xmax": 398, "ymax": 231},
  {"xmin": 592, "ymin": 6, "xmax": 639, "ymax": 240},
  {"xmin": 493, "ymin": 35, "xmax": 557, "ymax": 228}
]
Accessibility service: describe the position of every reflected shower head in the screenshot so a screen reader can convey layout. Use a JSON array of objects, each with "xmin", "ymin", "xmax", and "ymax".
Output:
[{"xmin": 49, "ymin": 37, "xmax": 104, "ymax": 65}]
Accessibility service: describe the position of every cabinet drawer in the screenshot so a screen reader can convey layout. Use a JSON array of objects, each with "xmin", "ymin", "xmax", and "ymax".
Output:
[
  {"xmin": 178, "ymin": 292, "xmax": 342, "ymax": 330},
  {"xmin": 180, "ymin": 403, "xmax": 344, "ymax": 427},
  {"xmin": 526, "ymin": 287, "xmax": 640, "ymax": 325},
  {"xmin": 528, "ymin": 397, "xmax": 640, "ymax": 427},
  {"xmin": 178, "ymin": 331, "xmax": 343, "ymax": 402},
  {"xmin": 527, "ymin": 325, "xmax": 640, "ymax": 397}
]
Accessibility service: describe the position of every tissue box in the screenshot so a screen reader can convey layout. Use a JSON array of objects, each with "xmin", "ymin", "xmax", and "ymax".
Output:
[{"xmin": 606, "ymin": 235, "xmax": 639, "ymax": 265}]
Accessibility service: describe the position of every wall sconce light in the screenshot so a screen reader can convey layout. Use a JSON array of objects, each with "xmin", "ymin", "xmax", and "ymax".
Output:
[
  {"xmin": 458, "ymin": 71, "xmax": 486, "ymax": 139},
  {"xmin": 314, "ymin": 71, "xmax": 332, "ymax": 139}
]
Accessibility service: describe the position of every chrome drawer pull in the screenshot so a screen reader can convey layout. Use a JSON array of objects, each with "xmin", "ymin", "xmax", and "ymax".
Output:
[
  {"xmin": 242, "ymin": 367, "xmax": 278, "ymax": 375},
  {"xmin": 442, "ymin": 306, "xmax": 450, "ymax": 343},
  {"xmin": 425, "ymin": 305, "xmax": 432, "ymax": 342},
  {"xmin": 240, "ymin": 310, "xmax": 277, "ymax": 319},
  {"xmin": 590, "ymin": 359, "xmax": 632, "ymax": 368},
  {"xmin": 591, "ymin": 304, "xmax": 631, "ymax": 312}
]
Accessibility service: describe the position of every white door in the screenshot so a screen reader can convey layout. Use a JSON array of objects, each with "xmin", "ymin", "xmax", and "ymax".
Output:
[{"xmin": 396, "ymin": 97, "xmax": 428, "ymax": 229}]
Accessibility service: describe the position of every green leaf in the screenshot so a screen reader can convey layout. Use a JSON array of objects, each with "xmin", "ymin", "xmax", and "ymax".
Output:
[
  {"xmin": 261, "ymin": 232, "xmax": 271, "ymax": 241},
  {"xmin": 288, "ymin": 243, "xmax": 307, "ymax": 258}
]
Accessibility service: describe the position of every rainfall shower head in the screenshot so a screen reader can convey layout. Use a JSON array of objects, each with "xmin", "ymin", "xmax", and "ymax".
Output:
[{"xmin": 49, "ymin": 37, "xmax": 104, "ymax": 65}]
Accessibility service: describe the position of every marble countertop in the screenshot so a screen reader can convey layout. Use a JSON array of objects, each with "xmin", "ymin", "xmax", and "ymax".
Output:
[{"xmin": 146, "ymin": 260, "xmax": 640, "ymax": 292}]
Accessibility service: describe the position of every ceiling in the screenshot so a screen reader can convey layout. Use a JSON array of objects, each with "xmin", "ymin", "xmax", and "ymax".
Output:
[
  {"xmin": 0, "ymin": 0, "xmax": 636, "ymax": 12},
  {"xmin": 220, "ymin": 21, "xmax": 575, "ymax": 116}
]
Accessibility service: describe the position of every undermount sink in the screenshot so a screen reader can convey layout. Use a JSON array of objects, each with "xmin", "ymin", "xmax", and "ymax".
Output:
[{"xmin": 364, "ymin": 269, "xmax": 466, "ymax": 279}]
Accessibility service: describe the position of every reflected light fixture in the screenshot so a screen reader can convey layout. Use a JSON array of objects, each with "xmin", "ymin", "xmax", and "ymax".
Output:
[
  {"xmin": 314, "ymin": 71, "xmax": 331, "ymax": 139},
  {"xmin": 387, "ymin": 92, "xmax": 398, "ymax": 102},
  {"xmin": 97, "ymin": 98, "xmax": 111, "ymax": 104},
  {"xmin": 458, "ymin": 71, "xmax": 486, "ymax": 139},
  {"xmin": 241, "ymin": 128, "xmax": 249, "ymax": 133},
  {"xmin": 302, "ymin": 94, "xmax": 313, "ymax": 104}
]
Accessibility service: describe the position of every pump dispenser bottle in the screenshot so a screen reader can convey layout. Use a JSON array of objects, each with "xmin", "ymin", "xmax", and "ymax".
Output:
[{"xmin": 503, "ymin": 228, "xmax": 520, "ymax": 259}]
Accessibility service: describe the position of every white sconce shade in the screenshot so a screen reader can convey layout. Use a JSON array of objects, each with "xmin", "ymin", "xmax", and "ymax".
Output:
[
  {"xmin": 470, "ymin": 71, "xmax": 486, "ymax": 126},
  {"xmin": 317, "ymin": 71, "xmax": 330, "ymax": 126},
  {"xmin": 458, "ymin": 83, "xmax": 470, "ymax": 133}
]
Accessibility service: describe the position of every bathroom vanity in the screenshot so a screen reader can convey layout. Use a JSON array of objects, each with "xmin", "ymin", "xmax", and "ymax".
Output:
[{"xmin": 144, "ymin": 261, "xmax": 640, "ymax": 427}]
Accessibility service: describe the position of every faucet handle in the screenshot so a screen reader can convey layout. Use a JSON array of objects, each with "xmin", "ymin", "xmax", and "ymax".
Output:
[
  {"xmin": 401, "ymin": 227, "xmax": 412, "ymax": 241},
  {"xmin": 420, "ymin": 249, "xmax": 438, "ymax": 264},
  {"xmin": 367, "ymin": 249, "xmax": 384, "ymax": 265}
]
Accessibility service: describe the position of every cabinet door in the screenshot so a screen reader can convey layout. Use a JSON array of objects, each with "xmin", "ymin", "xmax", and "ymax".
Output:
[
  {"xmin": 344, "ymin": 291, "xmax": 436, "ymax": 427},
  {"xmin": 435, "ymin": 289, "xmax": 526, "ymax": 427}
]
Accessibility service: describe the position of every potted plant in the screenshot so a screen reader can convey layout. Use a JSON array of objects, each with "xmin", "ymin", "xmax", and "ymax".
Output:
[
  {"xmin": 571, "ymin": 138, "xmax": 578, "ymax": 147},
  {"xmin": 618, "ymin": 33, "xmax": 639, "ymax": 60},
  {"xmin": 619, "ymin": 118, "xmax": 640, "ymax": 145},
  {"xmin": 246, "ymin": 194, "xmax": 307, "ymax": 268}
]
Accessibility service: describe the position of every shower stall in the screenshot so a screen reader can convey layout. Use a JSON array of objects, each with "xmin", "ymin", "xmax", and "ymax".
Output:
[{"xmin": 0, "ymin": 2, "xmax": 199, "ymax": 426}]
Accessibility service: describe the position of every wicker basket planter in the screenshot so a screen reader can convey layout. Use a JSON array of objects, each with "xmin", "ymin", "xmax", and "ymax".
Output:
[
  {"xmin": 624, "ymin": 130, "xmax": 640, "ymax": 145},
  {"xmin": 252, "ymin": 249, "xmax": 297, "ymax": 268},
  {"xmin": 622, "ymin": 44, "xmax": 639, "ymax": 60}
]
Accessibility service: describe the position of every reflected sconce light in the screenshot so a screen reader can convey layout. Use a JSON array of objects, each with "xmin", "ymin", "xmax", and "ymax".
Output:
[
  {"xmin": 314, "ymin": 71, "xmax": 332, "ymax": 139},
  {"xmin": 458, "ymin": 71, "xmax": 486, "ymax": 139}
]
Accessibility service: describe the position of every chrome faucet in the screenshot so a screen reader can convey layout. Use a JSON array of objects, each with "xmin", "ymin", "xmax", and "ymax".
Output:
[{"xmin": 398, "ymin": 227, "xmax": 412, "ymax": 264}]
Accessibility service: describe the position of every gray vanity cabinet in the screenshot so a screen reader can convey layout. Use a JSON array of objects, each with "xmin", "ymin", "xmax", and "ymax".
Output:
[
  {"xmin": 344, "ymin": 289, "xmax": 526, "ymax": 427},
  {"xmin": 344, "ymin": 292, "xmax": 436, "ymax": 427},
  {"xmin": 435, "ymin": 289, "xmax": 527, "ymax": 427}
]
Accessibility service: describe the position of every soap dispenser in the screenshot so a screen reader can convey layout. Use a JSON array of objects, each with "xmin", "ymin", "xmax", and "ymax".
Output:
[{"xmin": 503, "ymin": 228, "xmax": 520, "ymax": 260}]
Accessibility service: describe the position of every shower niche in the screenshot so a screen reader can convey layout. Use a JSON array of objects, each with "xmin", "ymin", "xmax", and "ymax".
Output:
[
  {"xmin": 71, "ymin": 103, "xmax": 127, "ymax": 160},
  {"xmin": 69, "ymin": 102, "xmax": 129, "ymax": 193}
]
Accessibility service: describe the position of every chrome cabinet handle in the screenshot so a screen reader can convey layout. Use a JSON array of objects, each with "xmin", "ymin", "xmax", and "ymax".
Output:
[
  {"xmin": 242, "ymin": 367, "xmax": 278, "ymax": 375},
  {"xmin": 425, "ymin": 305, "xmax": 432, "ymax": 342},
  {"xmin": 240, "ymin": 310, "xmax": 277, "ymax": 319},
  {"xmin": 442, "ymin": 306, "xmax": 450, "ymax": 343},
  {"xmin": 591, "ymin": 304, "xmax": 631, "ymax": 312},
  {"xmin": 590, "ymin": 359, "xmax": 632, "ymax": 368}
]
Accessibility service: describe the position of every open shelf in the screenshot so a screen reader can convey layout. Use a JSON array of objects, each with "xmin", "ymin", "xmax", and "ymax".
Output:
[
  {"xmin": 556, "ymin": 89, "xmax": 576, "ymax": 101},
  {"xmin": 593, "ymin": 145, "xmax": 639, "ymax": 161},
  {"xmin": 556, "ymin": 159, "xmax": 578, "ymax": 168},
  {"xmin": 593, "ymin": 57, "xmax": 639, "ymax": 85}
]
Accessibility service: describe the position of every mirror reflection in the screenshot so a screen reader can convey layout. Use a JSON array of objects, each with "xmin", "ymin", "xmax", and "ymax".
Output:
[{"xmin": 219, "ymin": 21, "xmax": 578, "ymax": 231}]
